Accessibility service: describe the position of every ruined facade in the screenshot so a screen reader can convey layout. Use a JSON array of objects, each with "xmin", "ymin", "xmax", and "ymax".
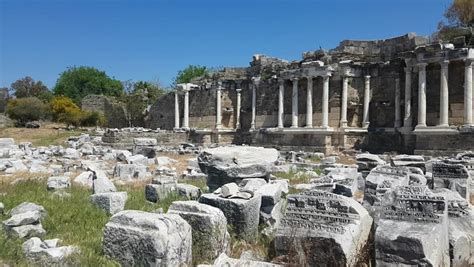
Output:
[{"xmin": 146, "ymin": 33, "xmax": 474, "ymax": 155}]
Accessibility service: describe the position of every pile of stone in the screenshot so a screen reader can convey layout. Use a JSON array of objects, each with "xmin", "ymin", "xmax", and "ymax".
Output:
[
  {"xmin": 22, "ymin": 237, "xmax": 78, "ymax": 265},
  {"xmin": 2, "ymin": 202, "xmax": 47, "ymax": 239},
  {"xmin": 356, "ymin": 153, "xmax": 386, "ymax": 173}
]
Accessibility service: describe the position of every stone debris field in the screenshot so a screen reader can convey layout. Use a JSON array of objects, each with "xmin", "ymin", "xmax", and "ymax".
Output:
[{"xmin": 0, "ymin": 128, "xmax": 472, "ymax": 266}]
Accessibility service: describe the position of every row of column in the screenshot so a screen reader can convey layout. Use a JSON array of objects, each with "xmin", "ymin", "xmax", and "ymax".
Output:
[
  {"xmin": 407, "ymin": 59, "xmax": 473, "ymax": 129},
  {"xmin": 273, "ymin": 75, "xmax": 371, "ymax": 129},
  {"xmin": 174, "ymin": 83, "xmax": 243, "ymax": 130},
  {"xmin": 176, "ymin": 59, "xmax": 473, "ymax": 131}
]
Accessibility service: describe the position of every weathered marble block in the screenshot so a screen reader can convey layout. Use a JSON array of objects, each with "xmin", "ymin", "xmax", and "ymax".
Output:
[
  {"xmin": 274, "ymin": 190, "xmax": 373, "ymax": 266},
  {"xmin": 375, "ymin": 186, "xmax": 449, "ymax": 266},
  {"xmin": 90, "ymin": 192, "xmax": 128, "ymax": 215},
  {"xmin": 363, "ymin": 165, "xmax": 410, "ymax": 221},
  {"xmin": 198, "ymin": 193, "xmax": 261, "ymax": 242},
  {"xmin": 431, "ymin": 161, "xmax": 471, "ymax": 202},
  {"xmin": 168, "ymin": 201, "xmax": 230, "ymax": 262},
  {"xmin": 198, "ymin": 146, "xmax": 278, "ymax": 190},
  {"xmin": 103, "ymin": 210, "xmax": 192, "ymax": 266}
]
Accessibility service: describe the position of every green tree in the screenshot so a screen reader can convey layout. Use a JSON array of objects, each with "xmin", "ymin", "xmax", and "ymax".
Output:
[
  {"xmin": 173, "ymin": 65, "xmax": 208, "ymax": 86},
  {"xmin": 10, "ymin": 76, "xmax": 51, "ymax": 100},
  {"xmin": 132, "ymin": 81, "xmax": 166, "ymax": 102},
  {"xmin": 6, "ymin": 97, "xmax": 48, "ymax": 125},
  {"xmin": 53, "ymin": 66, "xmax": 124, "ymax": 104},
  {"xmin": 436, "ymin": 0, "xmax": 474, "ymax": 41},
  {"xmin": 443, "ymin": 0, "xmax": 474, "ymax": 27}
]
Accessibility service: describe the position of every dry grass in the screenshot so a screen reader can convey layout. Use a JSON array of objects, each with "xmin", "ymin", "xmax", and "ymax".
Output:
[
  {"xmin": 156, "ymin": 152, "xmax": 195, "ymax": 176},
  {"xmin": 336, "ymin": 154, "xmax": 357, "ymax": 165},
  {"xmin": 0, "ymin": 123, "xmax": 87, "ymax": 147}
]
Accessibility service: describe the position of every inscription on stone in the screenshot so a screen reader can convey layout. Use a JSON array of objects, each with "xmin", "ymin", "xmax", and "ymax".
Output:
[
  {"xmin": 432, "ymin": 162, "xmax": 469, "ymax": 179},
  {"xmin": 381, "ymin": 186, "xmax": 445, "ymax": 223},
  {"xmin": 278, "ymin": 190, "xmax": 360, "ymax": 235}
]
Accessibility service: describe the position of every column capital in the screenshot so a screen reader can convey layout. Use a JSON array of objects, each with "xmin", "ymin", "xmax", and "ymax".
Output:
[
  {"xmin": 290, "ymin": 77, "xmax": 299, "ymax": 82},
  {"xmin": 440, "ymin": 60, "xmax": 450, "ymax": 68},
  {"xmin": 251, "ymin": 76, "xmax": 261, "ymax": 85},
  {"xmin": 404, "ymin": 66, "xmax": 413, "ymax": 73},
  {"xmin": 235, "ymin": 88, "xmax": 242, "ymax": 93},
  {"xmin": 364, "ymin": 75, "xmax": 371, "ymax": 81},
  {"xmin": 278, "ymin": 78, "xmax": 285, "ymax": 84},
  {"xmin": 417, "ymin": 62, "xmax": 428, "ymax": 69}
]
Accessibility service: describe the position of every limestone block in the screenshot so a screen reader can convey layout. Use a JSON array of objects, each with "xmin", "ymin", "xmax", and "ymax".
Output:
[
  {"xmin": 209, "ymin": 253, "xmax": 282, "ymax": 267},
  {"xmin": 3, "ymin": 211, "xmax": 42, "ymax": 227},
  {"xmin": 145, "ymin": 182, "xmax": 176, "ymax": 203},
  {"xmin": 103, "ymin": 210, "xmax": 192, "ymax": 266},
  {"xmin": 240, "ymin": 178, "xmax": 267, "ymax": 192},
  {"xmin": 168, "ymin": 201, "xmax": 230, "ymax": 261},
  {"xmin": 11, "ymin": 202, "xmax": 47, "ymax": 218},
  {"xmin": 113, "ymin": 163, "xmax": 148, "ymax": 181},
  {"xmin": 221, "ymin": 183, "xmax": 239, "ymax": 198},
  {"xmin": 0, "ymin": 202, "xmax": 4, "ymax": 214},
  {"xmin": 275, "ymin": 190, "xmax": 373, "ymax": 266},
  {"xmin": 126, "ymin": 154, "xmax": 148, "ymax": 166},
  {"xmin": 256, "ymin": 183, "xmax": 282, "ymax": 206},
  {"xmin": 90, "ymin": 192, "xmax": 128, "ymax": 215},
  {"xmin": 7, "ymin": 223, "xmax": 46, "ymax": 238},
  {"xmin": 73, "ymin": 171, "xmax": 94, "ymax": 187},
  {"xmin": 92, "ymin": 170, "xmax": 117, "ymax": 194},
  {"xmin": 46, "ymin": 176, "xmax": 70, "ymax": 191},
  {"xmin": 198, "ymin": 146, "xmax": 278, "ymax": 190},
  {"xmin": 133, "ymin": 138, "xmax": 157, "ymax": 146},
  {"xmin": 22, "ymin": 237, "xmax": 78, "ymax": 265},
  {"xmin": 199, "ymin": 193, "xmax": 261, "ymax": 241},
  {"xmin": 375, "ymin": 186, "xmax": 449, "ymax": 266},
  {"xmin": 176, "ymin": 183, "xmax": 201, "ymax": 199}
]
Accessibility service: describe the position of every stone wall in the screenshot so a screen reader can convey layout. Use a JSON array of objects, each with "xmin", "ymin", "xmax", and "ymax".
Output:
[{"xmin": 82, "ymin": 95, "xmax": 129, "ymax": 128}]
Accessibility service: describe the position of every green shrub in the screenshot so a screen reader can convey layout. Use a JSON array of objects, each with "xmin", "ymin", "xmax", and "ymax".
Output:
[
  {"xmin": 6, "ymin": 97, "xmax": 48, "ymax": 125},
  {"xmin": 80, "ymin": 111, "xmax": 106, "ymax": 127}
]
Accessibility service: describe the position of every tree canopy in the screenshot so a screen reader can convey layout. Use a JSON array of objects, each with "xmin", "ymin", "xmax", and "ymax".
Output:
[
  {"xmin": 10, "ymin": 76, "xmax": 51, "ymax": 100},
  {"xmin": 53, "ymin": 66, "xmax": 124, "ymax": 104},
  {"xmin": 436, "ymin": 0, "xmax": 474, "ymax": 41},
  {"xmin": 173, "ymin": 65, "xmax": 208, "ymax": 86}
]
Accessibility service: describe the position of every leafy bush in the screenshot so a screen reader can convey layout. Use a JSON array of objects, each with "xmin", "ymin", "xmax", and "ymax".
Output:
[
  {"xmin": 80, "ymin": 111, "xmax": 106, "ymax": 127},
  {"xmin": 50, "ymin": 96, "xmax": 104, "ymax": 127},
  {"xmin": 6, "ymin": 97, "xmax": 48, "ymax": 125}
]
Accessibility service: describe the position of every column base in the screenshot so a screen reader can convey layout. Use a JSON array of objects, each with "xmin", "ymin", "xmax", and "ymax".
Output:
[
  {"xmin": 304, "ymin": 125, "xmax": 313, "ymax": 128},
  {"xmin": 415, "ymin": 124, "xmax": 427, "ymax": 129},
  {"xmin": 340, "ymin": 121, "xmax": 348, "ymax": 128},
  {"xmin": 363, "ymin": 122, "xmax": 370, "ymax": 128},
  {"xmin": 290, "ymin": 126, "xmax": 299, "ymax": 128}
]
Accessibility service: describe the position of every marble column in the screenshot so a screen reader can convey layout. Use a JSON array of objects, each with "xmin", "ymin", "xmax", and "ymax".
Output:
[
  {"xmin": 322, "ymin": 75, "xmax": 330, "ymax": 128},
  {"xmin": 439, "ymin": 60, "xmax": 449, "ymax": 127},
  {"xmin": 340, "ymin": 76, "xmax": 349, "ymax": 127},
  {"xmin": 363, "ymin": 75, "xmax": 371, "ymax": 128},
  {"xmin": 183, "ymin": 88, "xmax": 190, "ymax": 129},
  {"xmin": 464, "ymin": 59, "xmax": 473, "ymax": 127},
  {"xmin": 291, "ymin": 78, "xmax": 299, "ymax": 128},
  {"xmin": 251, "ymin": 77, "xmax": 259, "ymax": 129},
  {"xmin": 306, "ymin": 77, "xmax": 313, "ymax": 128},
  {"xmin": 394, "ymin": 78, "xmax": 401, "ymax": 128},
  {"xmin": 403, "ymin": 67, "xmax": 413, "ymax": 127},
  {"xmin": 278, "ymin": 79, "xmax": 284, "ymax": 129},
  {"xmin": 235, "ymin": 88, "xmax": 242, "ymax": 129},
  {"xmin": 174, "ymin": 90, "xmax": 180, "ymax": 129},
  {"xmin": 417, "ymin": 63, "xmax": 428, "ymax": 128},
  {"xmin": 216, "ymin": 86, "xmax": 222, "ymax": 129}
]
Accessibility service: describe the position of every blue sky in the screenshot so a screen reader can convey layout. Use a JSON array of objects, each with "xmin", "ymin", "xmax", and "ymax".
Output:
[{"xmin": 0, "ymin": 0, "xmax": 451, "ymax": 89}]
